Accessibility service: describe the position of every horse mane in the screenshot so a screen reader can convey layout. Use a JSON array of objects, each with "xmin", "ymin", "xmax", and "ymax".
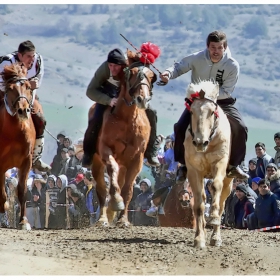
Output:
[
  {"xmin": 186, "ymin": 80, "xmax": 219, "ymax": 101},
  {"xmin": 1, "ymin": 63, "xmax": 27, "ymax": 85}
]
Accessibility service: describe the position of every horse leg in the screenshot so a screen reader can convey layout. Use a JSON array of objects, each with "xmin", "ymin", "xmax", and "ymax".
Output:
[
  {"xmin": 210, "ymin": 177, "xmax": 232, "ymax": 247},
  {"xmin": 0, "ymin": 173, "xmax": 8, "ymax": 213},
  {"xmin": 116, "ymin": 157, "xmax": 143, "ymax": 227},
  {"xmin": 92, "ymin": 154, "xmax": 110, "ymax": 226},
  {"xmin": 17, "ymin": 162, "xmax": 32, "ymax": 230},
  {"xmin": 106, "ymin": 166, "xmax": 126, "ymax": 224},
  {"xmin": 106, "ymin": 155, "xmax": 124, "ymax": 211},
  {"xmin": 187, "ymin": 171, "xmax": 206, "ymax": 249}
]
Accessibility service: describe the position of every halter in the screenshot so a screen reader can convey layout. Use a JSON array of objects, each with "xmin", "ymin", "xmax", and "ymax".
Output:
[
  {"xmin": 123, "ymin": 62, "xmax": 153, "ymax": 106},
  {"xmin": 185, "ymin": 91, "xmax": 219, "ymax": 143},
  {"xmin": 4, "ymin": 77, "xmax": 34, "ymax": 116}
]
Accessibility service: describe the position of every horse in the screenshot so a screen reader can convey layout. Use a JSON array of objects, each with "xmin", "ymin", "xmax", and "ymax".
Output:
[
  {"xmin": 91, "ymin": 51, "xmax": 158, "ymax": 226},
  {"xmin": 153, "ymin": 180, "xmax": 196, "ymax": 228},
  {"xmin": 184, "ymin": 80, "xmax": 233, "ymax": 248},
  {"xmin": 0, "ymin": 63, "xmax": 36, "ymax": 230}
]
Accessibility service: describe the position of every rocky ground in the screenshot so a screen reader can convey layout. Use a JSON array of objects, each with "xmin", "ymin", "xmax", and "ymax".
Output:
[{"xmin": 0, "ymin": 225, "xmax": 280, "ymax": 275}]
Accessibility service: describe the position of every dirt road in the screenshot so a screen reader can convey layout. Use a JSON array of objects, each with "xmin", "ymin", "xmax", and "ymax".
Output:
[{"xmin": 0, "ymin": 226, "xmax": 280, "ymax": 275}]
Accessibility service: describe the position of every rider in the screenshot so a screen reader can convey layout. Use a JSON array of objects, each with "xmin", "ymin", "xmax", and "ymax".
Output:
[
  {"xmin": 82, "ymin": 45, "xmax": 161, "ymax": 168},
  {"xmin": 0, "ymin": 40, "xmax": 51, "ymax": 172},
  {"xmin": 159, "ymin": 30, "xmax": 249, "ymax": 182}
]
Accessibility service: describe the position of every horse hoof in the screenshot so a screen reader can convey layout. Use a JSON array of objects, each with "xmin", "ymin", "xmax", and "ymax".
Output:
[
  {"xmin": 4, "ymin": 201, "xmax": 9, "ymax": 211},
  {"xmin": 194, "ymin": 240, "xmax": 206, "ymax": 249},
  {"xmin": 207, "ymin": 217, "xmax": 220, "ymax": 226},
  {"xmin": 116, "ymin": 221, "xmax": 130, "ymax": 228},
  {"xmin": 210, "ymin": 238, "xmax": 222, "ymax": 247},
  {"xmin": 21, "ymin": 223, "xmax": 31, "ymax": 231},
  {"xmin": 95, "ymin": 220, "xmax": 109, "ymax": 227}
]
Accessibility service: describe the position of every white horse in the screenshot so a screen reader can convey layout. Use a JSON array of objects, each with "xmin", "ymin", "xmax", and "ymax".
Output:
[{"xmin": 184, "ymin": 80, "xmax": 233, "ymax": 249}]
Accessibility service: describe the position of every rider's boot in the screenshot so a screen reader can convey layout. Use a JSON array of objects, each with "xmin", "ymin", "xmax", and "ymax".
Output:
[
  {"xmin": 145, "ymin": 108, "xmax": 160, "ymax": 167},
  {"xmin": 32, "ymin": 137, "xmax": 51, "ymax": 172},
  {"xmin": 82, "ymin": 117, "xmax": 101, "ymax": 169}
]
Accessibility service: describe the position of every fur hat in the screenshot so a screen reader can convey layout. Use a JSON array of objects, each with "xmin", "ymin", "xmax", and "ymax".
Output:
[
  {"xmin": 274, "ymin": 132, "xmax": 280, "ymax": 139},
  {"xmin": 236, "ymin": 184, "xmax": 248, "ymax": 195},
  {"xmin": 139, "ymin": 42, "xmax": 161, "ymax": 64},
  {"xmin": 107, "ymin": 48, "xmax": 126, "ymax": 65}
]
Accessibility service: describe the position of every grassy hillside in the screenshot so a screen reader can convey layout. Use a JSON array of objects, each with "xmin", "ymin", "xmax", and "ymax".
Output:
[{"xmin": 0, "ymin": 4, "xmax": 279, "ymax": 166}]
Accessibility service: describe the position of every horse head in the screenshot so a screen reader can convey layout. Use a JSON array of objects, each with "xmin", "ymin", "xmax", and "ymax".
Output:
[
  {"xmin": 186, "ymin": 80, "xmax": 220, "ymax": 152},
  {"xmin": 1, "ymin": 63, "xmax": 33, "ymax": 119},
  {"xmin": 123, "ymin": 62, "xmax": 157, "ymax": 109}
]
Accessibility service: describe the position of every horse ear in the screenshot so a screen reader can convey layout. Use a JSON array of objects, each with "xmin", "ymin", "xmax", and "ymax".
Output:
[
  {"xmin": 199, "ymin": 89, "xmax": 205, "ymax": 99},
  {"xmin": 151, "ymin": 72, "xmax": 157, "ymax": 84}
]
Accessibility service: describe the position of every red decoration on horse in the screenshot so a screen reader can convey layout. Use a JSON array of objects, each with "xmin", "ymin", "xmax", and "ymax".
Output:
[{"xmin": 139, "ymin": 42, "xmax": 161, "ymax": 64}]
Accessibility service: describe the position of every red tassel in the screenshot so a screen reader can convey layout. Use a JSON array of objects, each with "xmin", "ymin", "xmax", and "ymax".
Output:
[
  {"xmin": 190, "ymin": 92, "xmax": 200, "ymax": 99},
  {"xmin": 185, "ymin": 102, "xmax": 191, "ymax": 110},
  {"xmin": 139, "ymin": 42, "xmax": 161, "ymax": 64}
]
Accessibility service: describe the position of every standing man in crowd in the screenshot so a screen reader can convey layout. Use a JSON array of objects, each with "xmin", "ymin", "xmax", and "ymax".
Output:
[
  {"xmin": 159, "ymin": 30, "xmax": 249, "ymax": 182},
  {"xmin": 0, "ymin": 40, "xmax": 51, "ymax": 172}
]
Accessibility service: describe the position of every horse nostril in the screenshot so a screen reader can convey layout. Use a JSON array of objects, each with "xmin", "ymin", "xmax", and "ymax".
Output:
[
  {"xmin": 137, "ymin": 96, "xmax": 142, "ymax": 103},
  {"xmin": 203, "ymin": 141, "xmax": 209, "ymax": 147},
  {"xmin": 192, "ymin": 140, "xmax": 197, "ymax": 147},
  {"xmin": 26, "ymin": 108, "xmax": 30, "ymax": 113},
  {"xmin": 18, "ymin": 108, "xmax": 23, "ymax": 115}
]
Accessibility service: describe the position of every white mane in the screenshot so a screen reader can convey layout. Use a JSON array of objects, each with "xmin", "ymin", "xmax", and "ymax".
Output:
[{"xmin": 186, "ymin": 80, "xmax": 219, "ymax": 101}]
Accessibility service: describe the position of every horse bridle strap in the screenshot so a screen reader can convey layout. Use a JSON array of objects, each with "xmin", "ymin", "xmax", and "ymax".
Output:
[
  {"xmin": 185, "ymin": 92, "xmax": 219, "ymax": 142},
  {"xmin": 4, "ymin": 77, "xmax": 34, "ymax": 116}
]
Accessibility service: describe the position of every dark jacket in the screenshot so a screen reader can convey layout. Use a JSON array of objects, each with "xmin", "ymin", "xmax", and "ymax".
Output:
[
  {"xmin": 255, "ymin": 191, "xmax": 280, "ymax": 228},
  {"xmin": 234, "ymin": 196, "xmax": 255, "ymax": 229},
  {"xmin": 267, "ymin": 170, "xmax": 280, "ymax": 200}
]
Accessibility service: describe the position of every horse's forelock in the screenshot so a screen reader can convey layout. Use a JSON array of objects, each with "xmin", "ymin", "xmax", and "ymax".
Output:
[
  {"xmin": 2, "ymin": 63, "xmax": 27, "ymax": 83},
  {"xmin": 186, "ymin": 80, "xmax": 219, "ymax": 101}
]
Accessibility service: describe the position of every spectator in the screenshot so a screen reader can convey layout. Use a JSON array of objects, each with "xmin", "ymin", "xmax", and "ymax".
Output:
[
  {"xmin": 273, "ymin": 132, "xmax": 280, "ymax": 168},
  {"xmin": 255, "ymin": 142, "xmax": 274, "ymax": 179},
  {"xmin": 265, "ymin": 163, "xmax": 280, "ymax": 200},
  {"xmin": 46, "ymin": 175, "xmax": 59, "ymax": 229},
  {"xmin": 134, "ymin": 178, "xmax": 155, "ymax": 226},
  {"xmin": 67, "ymin": 184, "xmax": 88, "ymax": 228},
  {"xmin": 251, "ymin": 177, "xmax": 262, "ymax": 196},
  {"xmin": 248, "ymin": 158, "xmax": 258, "ymax": 187},
  {"xmin": 247, "ymin": 179, "xmax": 280, "ymax": 230},
  {"xmin": 84, "ymin": 171, "xmax": 100, "ymax": 225},
  {"xmin": 33, "ymin": 174, "xmax": 47, "ymax": 228},
  {"xmin": 59, "ymin": 148, "xmax": 70, "ymax": 176},
  {"xmin": 128, "ymin": 180, "xmax": 142, "ymax": 224},
  {"xmin": 73, "ymin": 173, "xmax": 87, "ymax": 196},
  {"xmin": 55, "ymin": 174, "xmax": 68, "ymax": 229},
  {"xmin": 234, "ymin": 184, "xmax": 255, "ymax": 229}
]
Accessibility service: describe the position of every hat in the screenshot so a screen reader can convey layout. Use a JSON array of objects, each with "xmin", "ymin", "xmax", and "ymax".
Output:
[
  {"xmin": 139, "ymin": 42, "xmax": 161, "ymax": 64},
  {"xmin": 236, "ymin": 184, "xmax": 248, "ymax": 195},
  {"xmin": 139, "ymin": 178, "xmax": 152, "ymax": 188},
  {"xmin": 85, "ymin": 171, "xmax": 93, "ymax": 181},
  {"xmin": 34, "ymin": 174, "xmax": 43, "ymax": 180},
  {"xmin": 252, "ymin": 177, "xmax": 261, "ymax": 184},
  {"xmin": 249, "ymin": 158, "xmax": 257, "ymax": 165},
  {"xmin": 107, "ymin": 48, "xmax": 126, "ymax": 65},
  {"xmin": 61, "ymin": 148, "xmax": 68, "ymax": 153},
  {"xmin": 75, "ymin": 173, "xmax": 84, "ymax": 183},
  {"xmin": 67, "ymin": 184, "xmax": 81, "ymax": 198},
  {"xmin": 266, "ymin": 163, "xmax": 278, "ymax": 171},
  {"xmin": 68, "ymin": 145, "xmax": 75, "ymax": 152},
  {"xmin": 274, "ymin": 132, "xmax": 280, "ymax": 139},
  {"xmin": 57, "ymin": 132, "xmax": 65, "ymax": 138}
]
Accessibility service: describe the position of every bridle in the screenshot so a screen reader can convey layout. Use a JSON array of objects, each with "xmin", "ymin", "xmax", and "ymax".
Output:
[
  {"xmin": 185, "ymin": 91, "xmax": 219, "ymax": 144},
  {"xmin": 4, "ymin": 77, "xmax": 34, "ymax": 116},
  {"xmin": 123, "ymin": 62, "xmax": 154, "ymax": 106}
]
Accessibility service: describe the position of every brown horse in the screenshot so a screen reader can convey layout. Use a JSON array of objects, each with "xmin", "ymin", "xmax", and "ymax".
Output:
[
  {"xmin": 153, "ymin": 180, "xmax": 196, "ymax": 228},
  {"xmin": 0, "ymin": 63, "xmax": 36, "ymax": 230},
  {"xmin": 91, "ymin": 52, "xmax": 157, "ymax": 226},
  {"xmin": 184, "ymin": 80, "xmax": 233, "ymax": 248}
]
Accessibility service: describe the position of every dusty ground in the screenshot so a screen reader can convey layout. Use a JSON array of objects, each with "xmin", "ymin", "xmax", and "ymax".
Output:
[{"xmin": 0, "ymin": 225, "xmax": 280, "ymax": 275}]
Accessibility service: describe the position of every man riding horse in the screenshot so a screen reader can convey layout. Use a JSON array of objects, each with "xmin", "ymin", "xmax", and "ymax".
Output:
[
  {"xmin": 82, "ymin": 43, "xmax": 162, "ymax": 169},
  {"xmin": 0, "ymin": 40, "xmax": 51, "ymax": 172},
  {"xmin": 160, "ymin": 30, "xmax": 249, "ymax": 182}
]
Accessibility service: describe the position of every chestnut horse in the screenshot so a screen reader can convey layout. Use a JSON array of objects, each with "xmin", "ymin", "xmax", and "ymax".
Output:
[
  {"xmin": 91, "ymin": 54, "xmax": 157, "ymax": 226},
  {"xmin": 152, "ymin": 180, "xmax": 195, "ymax": 228},
  {"xmin": 0, "ymin": 63, "xmax": 36, "ymax": 230},
  {"xmin": 184, "ymin": 80, "xmax": 233, "ymax": 248}
]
